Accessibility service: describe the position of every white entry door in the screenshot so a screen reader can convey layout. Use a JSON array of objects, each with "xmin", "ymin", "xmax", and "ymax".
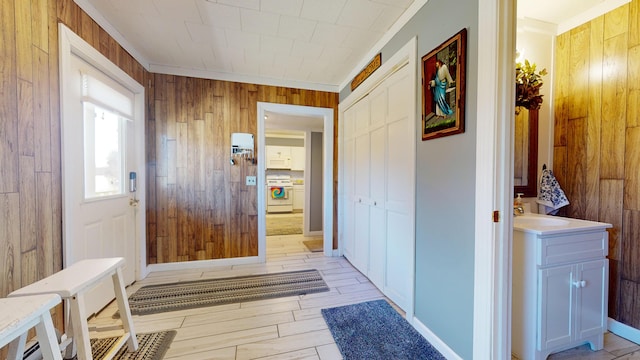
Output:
[{"xmin": 61, "ymin": 46, "xmax": 141, "ymax": 316}]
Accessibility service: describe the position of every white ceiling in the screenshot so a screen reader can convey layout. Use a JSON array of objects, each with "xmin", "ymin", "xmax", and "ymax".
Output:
[
  {"xmin": 517, "ymin": 0, "xmax": 630, "ymax": 34},
  {"xmin": 74, "ymin": 0, "xmax": 629, "ymax": 93},
  {"xmin": 75, "ymin": 0, "xmax": 418, "ymax": 92}
]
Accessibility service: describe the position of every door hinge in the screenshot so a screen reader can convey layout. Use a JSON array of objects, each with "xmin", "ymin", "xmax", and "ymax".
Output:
[{"xmin": 493, "ymin": 210, "xmax": 500, "ymax": 223}]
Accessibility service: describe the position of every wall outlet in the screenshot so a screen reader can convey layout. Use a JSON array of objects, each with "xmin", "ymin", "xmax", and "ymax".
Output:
[{"xmin": 246, "ymin": 176, "xmax": 257, "ymax": 186}]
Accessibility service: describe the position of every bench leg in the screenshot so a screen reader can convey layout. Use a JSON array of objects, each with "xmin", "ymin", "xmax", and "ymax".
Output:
[
  {"xmin": 112, "ymin": 267, "xmax": 138, "ymax": 352},
  {"xmin": 68, "ymin": 295, "xmax": 92, "ymax": 360},
  {"xmin": 35, "ymin": 312, "xmax": 63, "ymax": 360},
  {"xmin": 7, "ymin": 332, "xmax": 27, "ymax": 360}
]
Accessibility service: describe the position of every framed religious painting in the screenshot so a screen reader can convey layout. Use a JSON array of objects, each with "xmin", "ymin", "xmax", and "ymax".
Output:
[{"xmin": 421, "ymin": 28, "xmax": 467, "ymax": 140}]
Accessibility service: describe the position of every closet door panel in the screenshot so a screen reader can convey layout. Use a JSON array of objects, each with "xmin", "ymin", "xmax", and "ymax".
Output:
[
  {"xmin": 369, "ymin": 206, "xmax": 386, "ymax": 289},
  {"xmin": 369, "ymin": 125, "xmax": 386, "ymax": 289},
  {"xmin": 340, "ymin": 60, "xmax": 415, "ymax": 313},
  {"xmin": 342, "ymin": 138, "xmax": 356, "ymax": 261},
  {"xmin": 387, "ymin": 66, "xmax": 412, "ymax": 121},
  {"xmin": 384, "ymin": 65, "xmax": 414, "ymax": 311},
  {"xmin": 386, "ymin": 118, "xmax": 412, "ymax": 212},
  {"xmin": 370, "ymin": 87, "xmax": 387, "ymax": 129},
  {"xmin": 385, "ymin": 210, "xmax": 412, "ymax": 310},
  {"xmin": 354, "ymin": 96, "xmax": 370, "ymax": 136},
  {"xmin": 353, "ymin": 130, "xmax": 371, "ymax": 274}
]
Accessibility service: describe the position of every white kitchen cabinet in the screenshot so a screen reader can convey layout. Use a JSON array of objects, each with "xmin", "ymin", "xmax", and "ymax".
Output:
[
  {"xmin": 340, "ymin": 64, "xmax": 414, "ymax": 312},
  {"xmin": 266, "ymin": 146, "xmax": 291, "ymax": 169},
  {"xmin": 293, "ymin": 184, "xmax": 304, "ymax": 210},
  {"xmin": 290, "ymin": 147, "xmax": 305, "ymax": 171},
  {"xmin": 512, "ymin": 217, "xmax": 611, "ymax": 360}
]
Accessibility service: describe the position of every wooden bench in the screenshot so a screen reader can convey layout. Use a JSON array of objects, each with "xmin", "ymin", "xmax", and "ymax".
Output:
[
  {"xmin": 8, "ymin": 258, "xmax": 138, "ymax": 360},
  {"xmin": 0, "ymin": 293, "xmax": 62, "ymax": 360}
]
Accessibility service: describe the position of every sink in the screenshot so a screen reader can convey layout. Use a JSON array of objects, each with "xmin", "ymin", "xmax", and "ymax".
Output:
[
  {"xmin": 514, "ymin": 215, "xmax": 570, "ymax": 227},
  {"xmin": 514, "ymin": 213, "xmax": 611, "ymax": 235}
]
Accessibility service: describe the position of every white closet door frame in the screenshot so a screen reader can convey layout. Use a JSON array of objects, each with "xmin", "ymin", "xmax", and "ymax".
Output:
[{"xmin": 338, "ymin": 37, "xmax": 417, "ymax": 320}]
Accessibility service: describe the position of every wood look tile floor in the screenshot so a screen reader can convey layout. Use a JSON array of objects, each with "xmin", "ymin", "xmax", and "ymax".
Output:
[
  {"xmin": 86, "ymin": 233, "xmax": 640, "ymax": 360},
  {"xmin": 87, "ymin": 233, "xmax": 385, "ymax": 360},
  {"xmin": 512, "ymin": 332, "xmax": 640, "ymax": 360}
]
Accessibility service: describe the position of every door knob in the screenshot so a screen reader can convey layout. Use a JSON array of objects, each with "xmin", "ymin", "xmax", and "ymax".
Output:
[{"xmin": 129, "ymin": 198, "xmax": 140, "ymax": 207}]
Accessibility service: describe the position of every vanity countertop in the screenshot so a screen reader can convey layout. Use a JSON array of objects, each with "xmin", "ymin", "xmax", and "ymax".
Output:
[{"xmin": 513, "ymin": 213, "xmax": 612, "ymax": 235}]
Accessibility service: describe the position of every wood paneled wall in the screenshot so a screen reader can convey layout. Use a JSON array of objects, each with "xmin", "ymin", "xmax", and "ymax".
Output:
[
  {"xmin": 554, "ymin": 1, "xmax": 640, "ymax": 326},
  {"xmin": 1, "ymin": 5, "xmax": 338, "ymax": 355},
  {"xmin": 0, "ymin": 0, "xmax": 148, "ymax": 350},
  {"xmin": 147, "ymin": 74, "xmax": 338, "ymax": 264}
]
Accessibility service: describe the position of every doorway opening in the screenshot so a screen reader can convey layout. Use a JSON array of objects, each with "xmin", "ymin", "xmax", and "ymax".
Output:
[{"xmin": 256, "ymin": 103, "xmax": 334, "ymax": 261}]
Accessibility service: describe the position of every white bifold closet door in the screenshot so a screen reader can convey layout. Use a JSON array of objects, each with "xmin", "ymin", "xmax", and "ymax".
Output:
[{"xmin": 341, "ymin": 64, "xmax": 414, "ymax": 311}]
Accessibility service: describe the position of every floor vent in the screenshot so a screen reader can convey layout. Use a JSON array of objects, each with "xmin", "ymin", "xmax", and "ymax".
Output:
[{"xmin": 23, "ymin": 341, "xmax": 41, "ymax": 360}]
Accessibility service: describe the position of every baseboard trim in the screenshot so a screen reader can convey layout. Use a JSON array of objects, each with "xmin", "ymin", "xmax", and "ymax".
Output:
[
  {"xmin": 412, "ymin": 316, "xmax": 462, "ymax": 360},
  {"xmin": 608, "ymin": 318, "xmax": 640, "ymax": 344},
  {"xmin": 146, "ymin": 256, "xmax": 261, "ymax": 273}
]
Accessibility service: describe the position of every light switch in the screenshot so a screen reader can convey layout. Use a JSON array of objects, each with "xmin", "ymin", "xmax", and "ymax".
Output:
[{"xmin": 246, "ymin": 176, "xmax": 257, "ymax": 186}]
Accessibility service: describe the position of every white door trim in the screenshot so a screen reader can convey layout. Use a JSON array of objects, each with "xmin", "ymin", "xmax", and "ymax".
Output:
[
  {"xmin": 257, "ymin": 103, "xmax": 334, "ymax": 260},
  {"xmin": 338, "ymin": 37, "xmax": 417, "ymax": 322},
  {"xmin": 474, "ymin": 0, "xmax": 514, "ymax": 358},
  {"xmin": 58, "ymin": 23, "xmax": 147, "ymax": 280}
]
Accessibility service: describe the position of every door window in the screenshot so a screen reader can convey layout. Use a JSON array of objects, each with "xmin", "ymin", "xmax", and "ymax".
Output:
[
  {"xmin": 80, "ymin": 72, "xmax": 134, "ymax": 200},
  {"xmin": 83, "ymin": 102, "xmax": 126, "ymax": 199}
]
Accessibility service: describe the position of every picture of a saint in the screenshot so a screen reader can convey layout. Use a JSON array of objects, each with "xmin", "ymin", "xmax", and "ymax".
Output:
[
  {"xmin": 428, "ymin": 59, "xmax": 455, "ymax": 117},
  {"xmin": 421, "ymin": 28, "xmax": 466, "ymax": 140}
]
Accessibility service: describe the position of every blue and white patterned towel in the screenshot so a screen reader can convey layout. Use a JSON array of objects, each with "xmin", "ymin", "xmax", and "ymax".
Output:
[{"xmin": 536, "ymin": 168, "xmax": 569, "ymax": 215}]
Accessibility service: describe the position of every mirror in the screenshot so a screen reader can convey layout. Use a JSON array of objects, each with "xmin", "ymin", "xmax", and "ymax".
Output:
[{"xmin": 514, "ymin": 108, "xmax": 538, "ymax": 197}]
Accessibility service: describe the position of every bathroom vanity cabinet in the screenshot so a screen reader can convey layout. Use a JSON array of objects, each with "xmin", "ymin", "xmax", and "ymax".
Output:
[{"xmin": 512, "ymin": 214, "xmax": 612, "ymax": 360}]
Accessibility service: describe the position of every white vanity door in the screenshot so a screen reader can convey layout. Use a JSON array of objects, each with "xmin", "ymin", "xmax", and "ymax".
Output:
[
  {"xmin": 539, "ymin": 264, "xmax": 574, "ymax": 350},
  {"xmin": 575, "ymin": 259, "xmax": 608, "ymax": 340}
]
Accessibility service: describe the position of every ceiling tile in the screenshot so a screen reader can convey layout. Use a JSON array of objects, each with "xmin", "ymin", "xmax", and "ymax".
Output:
[
  {"xmin": 152, "ymin": 0, "xmax": 203, "ymax": 23},
  {"xmin": 225, "ymin": 29, "xmax": 261, "ymax": 51},
  {"xmin": 370, "ymin": 0, "xmax": 413, "ymax": 6},
  {"xmin": 278, "ymin": 15, "xmax": 317, "ymax": 41},
  {"xmin": 341, "ymin": 27, "xmax": 381, "ymax": 52},
  {"xmin": 318, "ymin": 46, "xmax": 353, "ymax": 64},
  {"xmin": 337, "ymin": 0, "xmax": 385, "ymax": 29},
  {"xmin": 260, "ymin": 35, "xmax": 294, "ymax": 53},
  {"xmin": 185, "ymin": 22, "xmax": 227, "ymax": 45},
  {"xmin": 260, "ymin": 0, "xmax": 304, "ymax": 16},
  {"xmin": 241, "ymin": 8, "xmax": 280, "ymax": 35},
  {"xmin": 260, "ymin": 62, "xmax": 287, "ymax": 78},
  {"xmin": 82, "ymin": 0, "xmax": 416, "ymax": 89},
  {"xmin": 202, "ymin": 52, "xmax": 233, "ymax": 72},
  {"xmin": 291, "ymin": 40, "xmax": 324, "ymax": 59},
  {"xmin": 197, "ymin": 1, "xmax": 242, "ymax": 29},
  {"xmin": 299, "ymin": 0, "xmax": 347, "ymax": 23},
  {"xmin": 284, "ymin": 66, "xmax": 312, "ymax": 81},
  {"xmin": 273, "ymin": 53, "xmax": 303, "ymax": 68},
  {"xmin": 371, "ymin": 4, "xmax": 404, "ymax": 31},
  {"xmin": 217, "ymin": 0, "xmax": 260, "ymax": 10},
  {"xmin": 310, "ymin": 23, "xmax": 352, "ymax": 45},
  {"xmin": 232, "ymin": 57, "xmax": 260, "ymax": 75}
]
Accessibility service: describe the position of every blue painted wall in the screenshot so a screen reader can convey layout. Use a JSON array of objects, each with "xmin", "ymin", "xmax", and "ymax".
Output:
[{"xmin": 340, "ymin": 0, "xmax": 478, "ymax": 357}]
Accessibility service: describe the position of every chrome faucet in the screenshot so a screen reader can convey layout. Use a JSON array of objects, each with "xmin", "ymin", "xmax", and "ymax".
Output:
[{"xmin": 513, "ymin": 205, "xmax": 525, "ymax": 216}]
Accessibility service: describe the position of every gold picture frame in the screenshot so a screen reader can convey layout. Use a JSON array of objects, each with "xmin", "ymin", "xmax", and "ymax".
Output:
[{"xmin": 421, "ymin": 28, "xmax": 467, "ymax": 140}]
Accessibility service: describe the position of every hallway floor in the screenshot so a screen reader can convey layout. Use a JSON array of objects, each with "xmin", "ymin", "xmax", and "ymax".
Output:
[
  {"xmin": 82, "ymin": 235, "xmax": 639, "ymax": 360},
  {"xmin": 87, "ymin": 233, "xmax": 385, "ymax": 359}
]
